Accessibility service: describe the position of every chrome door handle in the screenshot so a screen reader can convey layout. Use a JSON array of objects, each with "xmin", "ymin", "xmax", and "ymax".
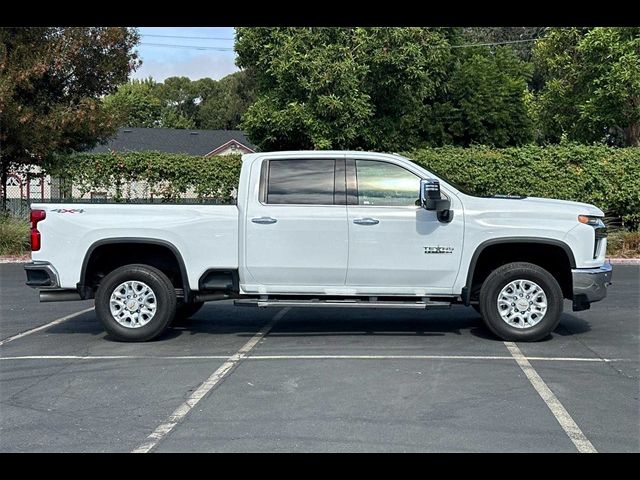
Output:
[
  {"xmin": 353, "ymin": 218, "xmax": 380, "ymax": 225},
  {"xmin": 251, "ymin": 216, "xmax": 278, "ymax": 224}
]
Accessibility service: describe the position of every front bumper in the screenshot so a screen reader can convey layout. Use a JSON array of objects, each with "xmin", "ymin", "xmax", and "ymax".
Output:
[{"xmin": 572, "ymin": 263, "xmax": 613, "ymax": 311}]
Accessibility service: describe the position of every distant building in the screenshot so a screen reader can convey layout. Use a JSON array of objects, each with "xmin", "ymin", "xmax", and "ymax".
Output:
[{"xmin": 91, "ymin": 127, "xmax": 256, "ymax": 156}]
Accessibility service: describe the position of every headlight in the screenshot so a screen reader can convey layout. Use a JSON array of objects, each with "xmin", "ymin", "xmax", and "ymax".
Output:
[
  {"xmin": 578, "ymin": 215, "xmax": 607, "ymax": 258},
  {"xmin": 578, "ymin": 215, "xmax": 605, "ymax": 227}
]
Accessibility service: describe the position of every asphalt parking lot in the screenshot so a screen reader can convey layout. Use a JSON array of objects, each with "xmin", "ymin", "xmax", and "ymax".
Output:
[{"xmin": 1, "ymin": 262, "xmax": 638, "ymax": 452}]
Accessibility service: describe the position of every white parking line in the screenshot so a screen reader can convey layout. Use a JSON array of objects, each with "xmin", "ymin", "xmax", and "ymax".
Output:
[
  {"xmin": 0, "ymin": 354, "xmax": 627, "ymax": 362},
  {"xmin": 0, "ymin": 307, "xmax": 95, "ymax": 346},
  {"xmin": 246, "ymin": 355, "xmax": 625, "ymax": 362},
  {"xmin": 505, "ymin": 341, "xmax": 597, "ymax": 453},
  {"xmin": 0, "ymin": 355, "xmax": 230, "ymax": 360},
  {"xmin": 131, "ymin": 307, "xmax": 290, "ymax": 454}
]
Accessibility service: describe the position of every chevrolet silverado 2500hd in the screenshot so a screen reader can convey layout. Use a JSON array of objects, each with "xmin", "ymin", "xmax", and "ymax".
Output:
[{"xmin": 24, "ymin": 151, "xmax": 612, "ymax": 342}]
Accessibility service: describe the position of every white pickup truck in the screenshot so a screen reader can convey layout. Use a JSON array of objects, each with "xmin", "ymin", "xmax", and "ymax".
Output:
[{"xmin": 25, "ymin": 151, "xmax": 612, "ymax": 342}]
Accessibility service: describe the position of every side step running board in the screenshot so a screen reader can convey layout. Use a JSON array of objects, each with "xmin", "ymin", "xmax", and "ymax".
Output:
[{"xmin": 234, "ymin": 299, "xmax": 451, "ymax": 309}]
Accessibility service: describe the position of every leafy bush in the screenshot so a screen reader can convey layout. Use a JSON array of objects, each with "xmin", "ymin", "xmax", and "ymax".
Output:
[
  {"xmin": 0, "ymin": 215, "xmax": 30, "ymax": 256},
  {"xmin": 48, "ymin": 144, "xmax": 639, "ymax": 227},
  {"xmin": 46, "ymin": 151, "xmax": 242, "ymax": 202},
  {"xmin": 607, "ymin": 230, "xmax": 640, "ymax": 258},
  {"xmin": 405, "ymin": 144, "xmax": 640, "ymax": 228}
]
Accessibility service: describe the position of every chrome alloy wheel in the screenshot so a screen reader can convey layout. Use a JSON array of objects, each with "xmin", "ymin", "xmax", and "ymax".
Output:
[
  {"xmin": 497, "ymin": 279, "xmax": 548, "ymax": 329},
  {"xmin": 109, "ymin": 280, "xmax": 157, "ymax": 328}
]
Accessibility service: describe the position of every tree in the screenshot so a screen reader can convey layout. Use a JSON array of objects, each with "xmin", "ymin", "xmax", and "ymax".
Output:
[
  {"xmin": 103, "ymin": 78, "xmax": 163, "ymax": 128},
  {"xmin": 156, "ymin": 76, "xmax": 200, "ymax": 122},
  {"xmin": 422, "ymin": 47, "xmax": 534, "ymax": 147},
  {"xmin": 533, "ymin": 27, "xmax": 640, "ymax": 146},
  {"xmin": 103, "ymin": 73, "xmax": 253, "ymax": 131},
  {"xmin": 235, "ymin": 27, "xmax": 452, "ymax": 151},
  {"xmin": 197, "ymin": 70, "xmax": 257, "ymax": 130},
  {"xmin": 460, "ymin": 27, "xmax": 547, "ymax": 92},
  {"xmin": 0, "ymin": 27, "xmax": 140, "ymax": 210},
  {"xmin": 103, "ymin": 78, "xmax": 195, "ymax": 129},
  {"xmin": 461, "ymin": 27, "xmax": 547, "ymax": 61}
]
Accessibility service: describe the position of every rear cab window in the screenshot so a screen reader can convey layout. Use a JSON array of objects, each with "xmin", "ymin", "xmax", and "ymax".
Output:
[{"xmin": 262, "ymin": 159, "xmax": 345, "ymax": 205}]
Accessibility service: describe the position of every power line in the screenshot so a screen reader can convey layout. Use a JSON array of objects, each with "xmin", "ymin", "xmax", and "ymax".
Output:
[
  {"xmin": 139, "ymin": 42, "xmax": 235, "ymax": 51},
  {"xmin": 451, "ymin": 38, "xmax": 539, "ymax": 48},
  {"xmin": 139, "ymin": 37, "xmax": 540, "ymax": 52},
  {"xmin": 141, "ymin": 34, "xmax": 234, "ymax": 41}
]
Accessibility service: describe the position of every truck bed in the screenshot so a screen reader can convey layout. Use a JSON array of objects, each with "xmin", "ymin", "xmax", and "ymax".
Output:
[{"xmin": 30, "ymin": 203, "xmax": 239, "ymax": 290}]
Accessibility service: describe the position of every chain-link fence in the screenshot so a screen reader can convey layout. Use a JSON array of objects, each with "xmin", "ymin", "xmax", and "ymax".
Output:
[
  {"xmin": 3, "ymin": 172, "xmax": 49, "ymax": 218},
  {"xmin": 2, "ymin": 171, "xmax": 234, "ymax": 219}
]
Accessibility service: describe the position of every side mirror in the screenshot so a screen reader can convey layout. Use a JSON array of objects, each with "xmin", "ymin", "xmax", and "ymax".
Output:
[{"xmin": 420, "ymin": 179, "xmax": 453, "ymax": 223}]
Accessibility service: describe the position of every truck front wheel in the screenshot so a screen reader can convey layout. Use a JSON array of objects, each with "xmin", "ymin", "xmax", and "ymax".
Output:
[
  {"xmin": 479, "ymin": 262, "xmax": 563, "ymax": 342},
  {"xmin": 95, "ymin": 264, "xmax": 177, "ymax": 342}
]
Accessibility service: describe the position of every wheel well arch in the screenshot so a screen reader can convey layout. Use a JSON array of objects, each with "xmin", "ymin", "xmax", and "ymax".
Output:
[
  {"xmin": 79, "ymin": 238, "xmax": 190, "ymax": 300},
  {"xmin": 463, "ymin": 238, "xmax": 576, "ymax": 304}
]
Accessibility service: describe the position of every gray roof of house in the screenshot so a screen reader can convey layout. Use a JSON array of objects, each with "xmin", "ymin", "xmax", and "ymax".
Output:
[{"xmin": 91, "ymin": 127, "xmax": 256, "ymax": 155}]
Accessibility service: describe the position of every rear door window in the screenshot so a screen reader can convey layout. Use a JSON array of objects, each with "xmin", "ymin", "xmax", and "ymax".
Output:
[{"xmin": 266, "ymin": 159, "xmax": 337, "ymax": 205}]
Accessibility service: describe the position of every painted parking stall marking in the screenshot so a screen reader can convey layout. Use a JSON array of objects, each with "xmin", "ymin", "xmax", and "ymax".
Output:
[
  {"xmin": 0, "ymin": 354, "xmax": 627, "ymax": 363},
  {"xmin": 0, "ymin": 307, "xmax": 95, "ymax": 346},
  {"xmin": 131, "ymin": 307, "xmax": 290, "ymax": 454},
  {"xmin": 505, "ymin": 341, "xmax": 598, "ymax": 453}
]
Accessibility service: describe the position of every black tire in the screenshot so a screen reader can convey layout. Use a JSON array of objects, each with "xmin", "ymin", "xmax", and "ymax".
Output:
[
  {"xmin": 95, "ymin": 264, "xmax": 177, "ymax": 342},
  {"xmin": 479, "ymin": 262, "xmax": 563, "ymax": 342},
  {"xmin": 172, "ymin": 301, "xmax": 204, "ymax": 324}
]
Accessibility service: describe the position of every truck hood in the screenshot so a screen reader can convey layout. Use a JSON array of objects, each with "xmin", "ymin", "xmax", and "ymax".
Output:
[
  {"xmin": 515, "ymin": 197, "xmax": 604, "ymax": 217},
  {"xmin": 460, "ymin": 193, "xmax": 606, "ymax": 220}
]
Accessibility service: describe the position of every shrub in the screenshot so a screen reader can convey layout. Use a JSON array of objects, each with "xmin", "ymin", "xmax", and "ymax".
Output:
[
  {"xmin": 607, "ymin": 230, "xmax": 640, "ymax": 258},
  {"xmin": 45, "ymin": 151, "xmax": 243, "ymax": 203},
  {"xmin": 405, "ymin": 144, "xmax": 640, "ymax": 228},
  {"xmin": 0, "ymin": 215, "xmax": 30, "ymax": 256},
  {"xmin": 48, "ymin": 144, "xmax": 639, "ymax": 227}
]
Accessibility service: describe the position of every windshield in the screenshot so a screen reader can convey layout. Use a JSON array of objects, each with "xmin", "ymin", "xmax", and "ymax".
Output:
[
  {"xmin": 394, "ymin": 154, "xmax": 485, "ymax": 197},
  {"xmin": 397, "ymin": 154, "xmax": 525, "ymax": 199},
  {"xmin": 426, "ymin": 167, "xmax": 487, "ymax": 197}
]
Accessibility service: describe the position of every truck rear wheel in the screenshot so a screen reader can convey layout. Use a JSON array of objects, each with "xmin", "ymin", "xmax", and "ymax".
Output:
[
  {"xmin": 95, "ymin": 264, "xmax": 177, "ymax": 342},
  {"xmin": 479, "ymin": 262, "xmax": 563, "ymax": 342}
]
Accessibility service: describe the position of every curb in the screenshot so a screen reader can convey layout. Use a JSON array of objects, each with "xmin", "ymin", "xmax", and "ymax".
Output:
[
  {"xmin": 0, "ymin": 256, "xmax": 31, "ymax": 264},
  {"xmin": 607, "ymin": 258, "xmax": 640, "ymax": 265}
]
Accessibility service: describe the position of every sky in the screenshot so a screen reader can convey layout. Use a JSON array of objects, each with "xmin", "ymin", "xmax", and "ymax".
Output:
[{"xmin": 131, "ymin": 27, "xmax": 239, "ymax": 82}]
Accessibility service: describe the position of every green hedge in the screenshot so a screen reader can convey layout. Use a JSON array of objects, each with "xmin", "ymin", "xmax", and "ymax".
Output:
[
  {"xmin": 48, "ymin": 144, "xmax": 640, "ymax": 227},
  {"xmin": 405, "ymin": 145, "xmax": 640, "ymax": 228},
  {"xmin": 45, "ymin": 151, "xmax": 243, "ymax": 202}
]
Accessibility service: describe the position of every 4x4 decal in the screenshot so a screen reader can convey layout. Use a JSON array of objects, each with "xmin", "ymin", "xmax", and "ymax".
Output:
[{"xmin": 51, "ymin": 208, "xmax": 85, "ymax": 214}]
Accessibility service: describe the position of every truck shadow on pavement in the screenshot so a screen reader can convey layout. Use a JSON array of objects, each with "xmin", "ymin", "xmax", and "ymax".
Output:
[
  {"xmin": 176, "ymin": 307, "xmax": 592, "ymax": 343},
  {"xmin": 42, "ymin": 305, "xmax": 592, "ymax": 343},
  {"xmin": 553, "ymin": 314, "xmax": 593, "ymax": 336},
  {"xmin": 469, "ymin": 313, "xmax": 592, "ymax": 342}
]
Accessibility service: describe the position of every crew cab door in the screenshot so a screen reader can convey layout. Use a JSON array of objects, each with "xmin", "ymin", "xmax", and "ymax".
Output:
[
  {"xmin": 345, "ymin": 158, "xmax": 464, "ymax": 294},
  {"xmin": 243, "ymin": 156, "xmax": 348, "ymax": 289}
]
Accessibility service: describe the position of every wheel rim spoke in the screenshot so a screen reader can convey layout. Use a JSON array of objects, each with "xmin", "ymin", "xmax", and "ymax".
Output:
[
  {"xmin": 496, "ymin": 279, "xmax": 547, "ymax": 329},
  {"xmin": 109, "ymin": 280, "xmax": 157, "ymax": 329}
]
